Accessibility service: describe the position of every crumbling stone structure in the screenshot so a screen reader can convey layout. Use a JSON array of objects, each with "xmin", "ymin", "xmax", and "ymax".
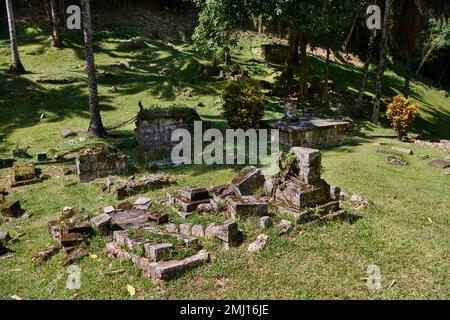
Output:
[
  {"xmin": 266, "ymin": 147, "xmax": 345, "ymax": 222},
  {"xmin": 135, "ymin": 107, "xmax": 200, "ymax": 165},
  {"xmin": 75, "ymin": 146, "xmax": 128, "ymax": 183}
]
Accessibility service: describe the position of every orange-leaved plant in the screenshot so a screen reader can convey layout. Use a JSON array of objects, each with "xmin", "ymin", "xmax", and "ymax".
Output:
[{"xmin": 386, "ymin": 95, "xmax": 419, "ymax": 140}]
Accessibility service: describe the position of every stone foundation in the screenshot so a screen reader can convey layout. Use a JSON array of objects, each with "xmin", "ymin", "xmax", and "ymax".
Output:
[{"xmin": 262, "ymin": 118, "xmax": 351, "ymax": 149}]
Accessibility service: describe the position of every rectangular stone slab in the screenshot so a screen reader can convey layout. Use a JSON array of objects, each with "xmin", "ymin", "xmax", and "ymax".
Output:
[
  {"xmin": 169, "ymin": 194, "xmax": 211, "ymax": 212},
  {"xmin": 110, "ymin": 209, "xmax": 150, "ymax": 230},
  {"xmin": 227, "ymin": 196, "xmax": 268, "ymax": 219},
  {"xmin": 231, "ymin": 166, "xmax": 265, "ymax": 196},
  {"xmin": 148, "ymin": 250, "xmax": 210, "ymax": 280},
  {"xmin": 177, "ymin": 186, "xmax": 211, "ymax": 202}
]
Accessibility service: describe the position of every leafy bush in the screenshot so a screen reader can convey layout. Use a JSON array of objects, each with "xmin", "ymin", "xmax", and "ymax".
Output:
[
  {"xmin": 222, "ymin": 78, "xmax": 264, "ymax": 130},
  {"xmin": 386, "ymin": 95, "xmax": 420, "ymax": 140}
]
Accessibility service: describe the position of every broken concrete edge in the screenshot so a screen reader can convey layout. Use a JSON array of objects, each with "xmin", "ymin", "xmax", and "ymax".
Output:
[{"xmin": 105, "ymin": 242, "xmax": 210, "ymax": 280}]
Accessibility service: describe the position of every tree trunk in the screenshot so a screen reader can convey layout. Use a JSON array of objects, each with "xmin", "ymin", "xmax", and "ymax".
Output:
[
  {"xmin": 288, "ymin": 29, "xmax": 299, "ymax": 67},
  {"xmin": 343, "ymin": 14, "xmax": 357, "ymax": 51},
  {"xmin": 403, "ymin": 52, "xmax": 411, "ymax": 98},
  {"xmin": 81, "ymin": 0, "xmax": 106, "ymax": 138},
  {"xmin": 323, "ymin": 47, "xmax": 330, "ymax": 105},
  {"xmin": 354, "ymin": 30, "xmax": 377, "ymax": 117},
  {"xmin": 5, "ymin": 0, "xmax": 25, "ymax": 73},
  {"xmin": 49, "ymin": 0, "xmax": 62, "ymax": 47},
  {"xmin": 58, "ymin": 0, "xmax": 66, "ymax": 27},
  {"xmin": 298, "ymin": 33, "xmax": 309, "ymax": 101},
  {"xmin": 372, "ymin": 0, "xmax": 392, "ymax": 123}
]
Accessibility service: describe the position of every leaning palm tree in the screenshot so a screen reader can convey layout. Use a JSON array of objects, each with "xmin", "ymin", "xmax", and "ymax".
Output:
[
  {"xmin": 81, "ymin": 0, "xmax": 106, "ymax": 137},
  {"xmin": 5, "ymin": 0, "xmax": 25, "ymax": 73}
]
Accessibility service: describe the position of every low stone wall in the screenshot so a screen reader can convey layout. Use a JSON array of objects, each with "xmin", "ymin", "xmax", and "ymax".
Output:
[
  {"xmin": 75, "ymin": 146, "xmax": 128, "ymax": 183},
  {"xmin": 259, "ymin": 44, "xmax": 289, "ymax": 64},
  {"xmin": 263, "ymin": 118, "xmax": 351, "ymax": 149}
]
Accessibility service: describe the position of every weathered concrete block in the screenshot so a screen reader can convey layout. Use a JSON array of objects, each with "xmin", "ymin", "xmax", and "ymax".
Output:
[
  {"xmin": 177, "ymin": 186, "xmax": 210, "ymax": 202},
  {"xmin": 115, "ymin": 175, "xmax": 176, "ymax": 200},
  {"xmin": 227, "ymin": 196, "xmax": 268, "ymax": 219},
  {"xmin": 191, "ymin": 224, "xmax": 205, "ymax": 237},
  {"xmin": 110, "ymin": 209, "xmax": 150, "ymax": 230},
  {"xmin": 60, "ymin": 233, "xmax": 84, "ymax": 248},
  {"xmin": 91, "ymin": 213, "xmax": 112, "ymax": 230},
  {"xmin": 290, "ymin": 147, "xmax": 322, "ymax": 184},
  {"xmin": 133, "ymin": 197, "xmax": 152, "ymax": 210},
  {"xmin": 148, "ymin": 211, "xmax": 169, "ymax": 224},
  {"xmin": 205, "ymin": 221, "xmax": 239, "ymax": 246},
  {"xmin": 259, "ymin": 216, "xmax": 272, "ymax": 229},
  {"xmin": 48, "ymin": 220, "xmax": 61, "ymax": 240},
  {"xmin": 247, "ymin": 234, "xmax": 269, "ymax": 253},
  {"xmin": 179, "ymin": 223, "xmax": 193, "ymax": 236},
  {"xmin": 144, "ymin": 243, "xmax": 173, "ymax": 262},
  {"xmin": 61, "ymin": 221, "xmax": 94, "ymax": 237},
  {"xmin": 148, "ymin": 250, "xmax": 209, "ymax": 280},
  {"xmin": 31, "ymin": 244, "xmax": 61, "ymax": 266},
  {"xmin": 0, "ymin": 201, "xmax": 23, "ymax": 217},
  {"xmin": 231, "ymin": 166, "xmax": 266, "ymax": 196}
]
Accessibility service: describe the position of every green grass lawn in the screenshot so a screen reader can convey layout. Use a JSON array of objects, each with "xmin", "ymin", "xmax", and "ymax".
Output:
[{"xmin": 0, "ymin": 22, "xmax": 449, "ymax": 300}]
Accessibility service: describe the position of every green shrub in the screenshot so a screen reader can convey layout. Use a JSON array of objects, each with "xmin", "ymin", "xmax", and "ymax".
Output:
[
  {"xmin": 221, "ymin": 78, "xmax": 264, "ymax": 130},
  {"xmin": 386, "ymin": 95, "xmax": 420, "ymax": 140}
]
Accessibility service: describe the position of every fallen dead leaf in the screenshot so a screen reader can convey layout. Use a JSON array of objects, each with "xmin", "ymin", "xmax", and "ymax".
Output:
[
  {"xmin": 389, "ymin": 280, "xmax": 397, "ymax": 288},
  {"xmin": 427, "ymin": 217, "xmax": 434, "ymax": 223},
  {"xmin": 90, "ymin": 254, "xmax": 98, "ymax": 259},
  {"xmin": 11, "ymin": 295, "xmax": 22, "ymax": 300},
  {"xmin": 126, "ymin": 284, "xmax": 136, "ymax": 297}
]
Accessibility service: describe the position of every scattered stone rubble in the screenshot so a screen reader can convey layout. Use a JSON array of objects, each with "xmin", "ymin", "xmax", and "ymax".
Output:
[
  {"xmin": 114, "ymin": 175, "xmax": 177, "ymax": 200},
  {"xmin": 414, "ymin": 139, "xmax": 450, "ymax": 151},
  {"xmin": 75, "ymin": 146, "xmax": 129, "ymax": 183}
]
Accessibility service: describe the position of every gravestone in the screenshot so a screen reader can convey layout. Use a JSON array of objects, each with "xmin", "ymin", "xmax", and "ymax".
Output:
[{"xmin": 135, "ymin": 107, "xmax": 200, "ymax": 165}]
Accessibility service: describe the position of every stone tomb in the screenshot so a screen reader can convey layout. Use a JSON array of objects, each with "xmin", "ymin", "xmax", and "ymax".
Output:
[
  {"xmin": 135, "ymin": 107, "xmax": 200, "ymax": 165},
  {"xmin": 75, "ymin": 146, "xmax": 128, "ymax": 183},
  {"xmin": 267, "ymin": 147, "xmax": 345, "ymax": 222},
  {"xmin": 262, "ymin": 118, "xmax": 351, "ymax": 149}
]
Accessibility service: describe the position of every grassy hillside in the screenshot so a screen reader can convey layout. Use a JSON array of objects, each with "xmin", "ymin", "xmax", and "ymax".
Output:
[{"xmin": 0, "ymin": 22, "xmax": 449, "ymax": 300}]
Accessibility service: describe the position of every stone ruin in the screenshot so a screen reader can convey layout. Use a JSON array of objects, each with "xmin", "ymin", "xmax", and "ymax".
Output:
[
  {"xmin": 256, "ymin": 44, "xmax": 290, "ymax": 64},
  {"xmin": 135, "ymin": 107, "xmax": 201, "ymax": 165},
  {"xmin": 33, "ymin": 148, "xmax": 345, "ymax": 280},
  {"xmin": 265, "ymin": 147, "xmax": 345, "ymax": 222},
  {"xmin": 75, "ymin": 146, "xmax": 128, "ymax": 183}
]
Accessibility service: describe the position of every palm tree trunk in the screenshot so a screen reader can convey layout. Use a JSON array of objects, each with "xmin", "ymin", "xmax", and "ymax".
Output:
[
  {"xmin": 81, "ymin": 0, "xmax": 106, "ymax": 137},
  {"xmin": 354, "ymin": 29, "xmax": 377, "ymax": 117},
  {"xmin": 5, "ymin": 0, "xmax": 25, "ymax": 73},
  {"xmin": 372, "ymin": 0, "xmax": 392, "ymax": 123},
  {"xmin": 49, "ymin": 0, "xmax": 61, "ymax": 47},
  {"xmin": 403, "ymin": 52, "xmax": 411, "ymax": 98}
]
